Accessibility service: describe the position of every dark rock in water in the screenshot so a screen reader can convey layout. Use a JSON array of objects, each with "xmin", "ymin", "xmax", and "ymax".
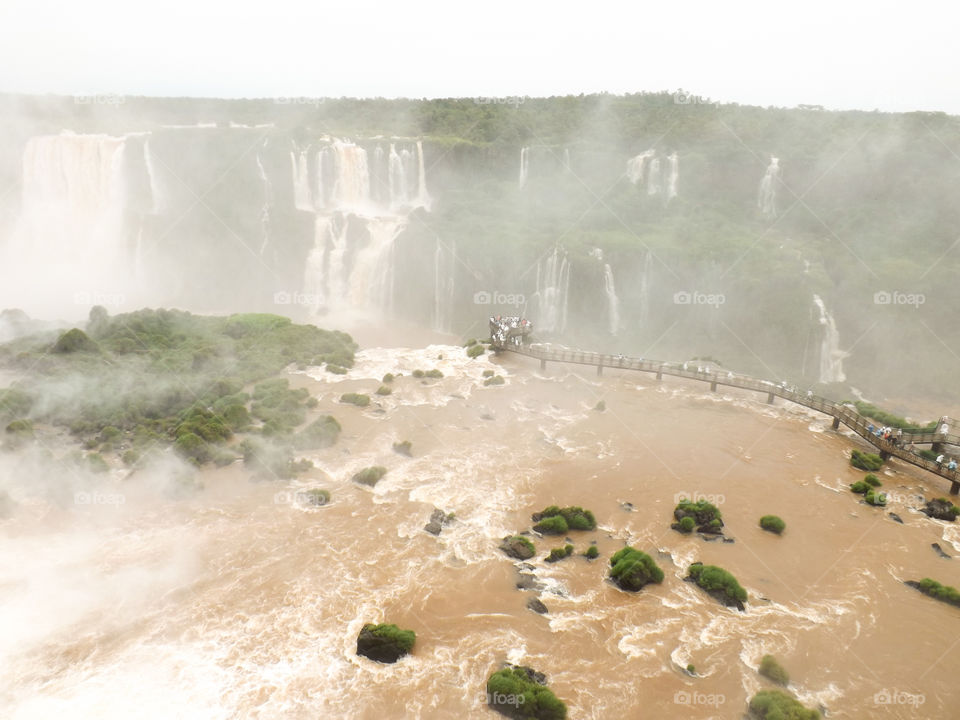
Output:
[
  {"xmin": 721, "ymin": 537, "xmax": 735, "ymax": 544},
  {"xmin": 888, "ymin": 512, "xmax": 904, "ymax": 524},
  {"xmin": 700, "ymin": 534, "xmax": 720, "ymax": 542},
  {"xmin": 526, "ymin": 597, "xmax": 548, "ymax": 614},
  {"xmin": 500, "ymin": 535, "xmax": 535, "ymax": 560},
  {"xmin": 515, "ymin": 572, "xmax": 545, "ymax": 591},
  {"xmin": 356, "ymin": 624, "xmax": 414, "ymax": 663},
  {"xmin": 621, "ymin": 501, "xmax": 634, "ymax": 512},
  {"xmin": 932, "ymin": 543, "xmax": 952, "ymax": 559},
  {"xmin": 480, "ymin": 413, "xmax": 495, "ymax": 421},
  {"xmin": 922, "ymin": 498, "xmax": 959, "ymax": 522},
  {"xmin": 499, "ymin": 663, "xmax": 547, "ymax": 686},
  {"xmin": 424, "ymin": 508, "xmax": 453, "ymax": 535}
]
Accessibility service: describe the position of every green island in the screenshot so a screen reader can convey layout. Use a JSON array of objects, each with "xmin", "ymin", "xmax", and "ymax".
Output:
[
  {"xmin": 486, "ymin": 665, "xmax": 567, "ymax": 720},
  {"xmin": 608, "ymin": 546, "xmax": 664, "ymax": 592},
  {"xmin": 686, "ymin": 562, "xmax": 748, "ymax": 610}
]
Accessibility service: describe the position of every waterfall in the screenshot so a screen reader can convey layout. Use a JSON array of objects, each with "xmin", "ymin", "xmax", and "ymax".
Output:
[
  {"xmin": 812, "ymin": 294, "xmax": 846, "ymax": 383},
  {"xmin": 388, "ymin": 143, "xmax": 408, "ymax": 208},
  {"xmin": 591, "ymin": 248, "xmax": 620, "ymax": 335},
  {"xmin": 291, "ymin": 148, "xmax": 313, "ymax": 211},
  {"xmin": 646, "ymin": 157, "xmax": 661, "ymax": 196},
  {"xmin": 314, "ymin": 147, "xmax": 328, "ymax": 211},
  {"xmin": 534, "ymin": 247, "xmax": 570, "ymax": 334},
  {"xmin": 432, "ymin": 239, "xmax": 456, "ymax": 333},
  {"xmin": 415, "ymin": 140, "xmax": 430, "ymax": 209},
  {"xmin": 351, "ymin": 218, "xmax": 404, "ymax": 313},
  {"xmin": 638, "ymin": 251, "xmax": 652, "ymax": 329},
  {"xmin": 758, "ymin": 156, "xmax": 781, "ymax": 217},
  {"xmin": 626, "ymin": 150, "xmax": 655, "ymax": 184},
  {"xmin": 665, "ymin": 152, "xmax": 679, "ymax": 200},
  {"xmin": 255, "ymin": 151, "xmax": 272, "ymax": 255},
  {"xmin": 143, "ymin": 140, "xmax": 163, "ymax": 214},
  {"xmin": 519, "ymin": 147, "xmax": 530, "ymax": 189},
  {"xmin": 331, "ymin": 140, "xmax": 370, "ymax": 210}
]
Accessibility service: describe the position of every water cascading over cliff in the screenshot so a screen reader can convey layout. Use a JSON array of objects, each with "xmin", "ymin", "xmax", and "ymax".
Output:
[
  {"xmin": 3, "ymin": 132, "xmax": 157, "ymax": 311},
  {"xmin": 758, "ymin": 156, "xmax": 781, "ymax": 217},
  {"xmin": 813, "ymin": 294, "xmax": 846, "ymax": 383},
  {"xmin": 298, "ymin": 138, "xmax": 431, "ymax": 318},
  {"xmin": 590, "ymin": 248, "xmax": 621, "ymax": 335},
  {"xmin": 518, "ymin": 146, "xmax": 530, "ymax": 189},
  {"xmin": 627, "ymin": 150, "xmax": 677, "ymax": 200},
  {"xmin": 532, "ymin": 247, "xmax": 570, "ymax": 334}
]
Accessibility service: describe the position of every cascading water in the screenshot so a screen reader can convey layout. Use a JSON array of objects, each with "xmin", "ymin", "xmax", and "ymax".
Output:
[
  {"xmin": 646, "ymin": 157, "xmax": 661, "ymax": 196},
  {"xmin": 255, "ymin": 149, "xmax": 272, "ymax": 255},
  {"xmin": 758, "ymin": 156, "xmax": 781, "ymax": 217},
  {"xmin": 812, "ymin": 294, "xmax": 846, "ymax": 383},
  {"xmin": 626, "ymin": 149, "xmax": 655, "ymax": 184},
  {"xmin": 291, "ymin": 148, "xmax": 313, "ymax": 211},
  {"xmin": 298, "ymin": 138, "xmax": 431, "ymax": 317},
  {"xmin": 518, "ymin": 147, "xmax": 530, "ymax": 189},
  {"xmin": 638, "ymin": 251, "xmax": 652, "ymax": 330},
  {"xmin": 590, "ymin": 248, "xmax": 620, "ymax": 335},
  {"xmin": 432, "ymin": 238, "xmax": 456, "ymax": 333},
  {"xmin": 533, "ymin": 247, "xmax": 570, "ymax": 334},
  {"xmin": 665, "ymin": 152, "xmax": 679, "ymax": 200}
]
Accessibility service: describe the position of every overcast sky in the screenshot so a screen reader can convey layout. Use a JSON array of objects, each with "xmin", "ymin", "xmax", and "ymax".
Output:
[{"xmin": 0, "ymin": 0, "xmax": 957, "ymax": 113}]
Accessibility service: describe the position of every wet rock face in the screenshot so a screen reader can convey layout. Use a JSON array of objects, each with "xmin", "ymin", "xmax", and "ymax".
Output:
[
  {"xmin": 923, "ymin": 498, "xmax": 959, "ymax": 522},
  {"xmin": 499, "ymin": 535, "xmax": 535, "ymax": 560},
  {"xmin": 424, "ymin": 508, "xmax": 454, "ymax": 535},
  {"xmin": 526, "ymin": 597, "xmax": 548, "ymax": 614},
  {"xmin": 356, "ymin": 624, "xmax": 415, "ymax": 663}
]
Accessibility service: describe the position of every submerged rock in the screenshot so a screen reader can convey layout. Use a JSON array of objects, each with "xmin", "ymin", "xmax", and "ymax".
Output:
[
  {"xmin": 932, "ymin": 543, "xmax": 952, "ymax": 559},
  {"xmin": 356, "ymin": 623, "xmax": 415, "ymax": 663},
  {"xmin": 526, "ymin": 597, "xmax": 548, "ymax": 614},
  {"xmin": 516, "ymin": 572, "xmax": 545, "ymax": 591},
  {"xmin": 888, "ymin": 512, "xmax": 904, "ymax": 524},
  {"xmin": 424, "ymin": 508, "xmax": 454, "ymax": 535},
  {"xmin": 500, "ymin": 535, "xmax": 535, "ymax": 560}
]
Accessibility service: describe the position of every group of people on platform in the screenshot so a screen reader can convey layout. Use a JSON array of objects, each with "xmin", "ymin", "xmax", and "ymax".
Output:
[
  {"xmin": 489, "ymin": 316, "xmax": 531, "ymax": 348},
  {"xmin": 866, "ymin": 422, "xmax": 959, "ymax": 473}
]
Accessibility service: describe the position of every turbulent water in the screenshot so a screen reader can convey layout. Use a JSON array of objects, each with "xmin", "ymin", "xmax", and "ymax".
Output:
[{"xmin": 2, "ymin": 338, "xmax": 957, "ymax": 719}]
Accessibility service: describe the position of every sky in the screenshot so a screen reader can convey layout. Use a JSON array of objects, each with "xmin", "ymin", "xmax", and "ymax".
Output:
[{"xmin": 0, "ymin": 0, "xmax": 957, "ymax": 114}]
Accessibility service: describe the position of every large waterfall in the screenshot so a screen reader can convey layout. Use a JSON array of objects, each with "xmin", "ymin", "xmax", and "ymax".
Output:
[
  {"xmin": 5, "ymin": 132, "xmax": 157, "ymax": 310},
  {"xmin": 812, "ymin": 294, "xmax": 846, "ymax": 383},
  {"xmin": 665, "ymin": 152, "xmax": 679, "ymax": 200},
  {"xmin": 627, "ymin": 150, "xmax": 677, "ymax": 200},
  {"xmin": 758, "ymin": 156, "xmax": 781, "ymax": 217},
  {"xmin": 638, "ymin": 251, "xmax": 652, "ymax": 330},
  {"xmin": 591, "ymin": 248, "xmax": 621, "ymax": 335},
  {"xmin": 298, "ymin": 137, "xmax": 431, "ymax": 317},
  {"xmin": 519, "ymin": 147, "xmax": 530, "ymax": 189},
  {"xmin": 533, "ymin": 247, "xmax": 570, "ymax": 334}
]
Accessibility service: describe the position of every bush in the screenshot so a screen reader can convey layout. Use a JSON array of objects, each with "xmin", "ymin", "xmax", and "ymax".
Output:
[
  {"xmin": 678, "ymin": 516, "xmax": 696, "ymax": 533},
  {"xmin": 748, "ymin": 690, "xmax": 819, "ymax": 719},
  {"xmin": 5, "ymin": 419, "xmax": 33, "ymax": 436},
  {"xmin": 482, "ymin": 369, "xmax": 495, "ymax": 378},
  {"xmin": 594, "ymin": 400, "xmax": 606, "ymax": 411},
  {"xmin": 500, "ymin": 535, "xmax": 536, "ymax": 559},
  {"xmin": 532, "ymin": 505, "xmax": 597, "ymax": 531},
  {"xmin": 759, "ymin": 515, "xmax": 785, "ymax": 534},
  {"xmin": 851, "ymin": 449, "xmax": 883, "ymax": 471},
  {"xmin": 673, "ymin": 499, "xmax": 723, "ymax": 532},
  {"xmin": 686, "ymin": 664, "xmax": 695, "ymax": 675},
  {"xmin": 52, "ymin": 328, "xmax": 99, "ymax": 354},
  {"xmin": 687, "ymin": 562, "xmax": 747, "ymax": 605},
  {"xmin": 534, "ymin": 515, "xmax": 568, "ymax": 534},
  {"xmin": 609, "ymin": 547, "xmax": 664, "ymax": 591},
  {"xmin": 353, "ymin": 466, "xmax": 387, "ymax": 486},
  {"xmin": 850, "ymin": 480, "xmax": 871, "ymax": 494},
  {"xmin": 357, "ymin": 623, "xmax": 416, "ymax": 661},
  {"xmin": 425, "ymin": 369, "xmax": 443, "ymax": 378},
  {"xmin": 484, "ymin": 375, "xmax": 505, "ymax": 386},
  {"xmin": 486, "ymin": 666, "xmax": 567, "ymax": 720},
  {"xmin": 914, "ymin": 578, "xmax": 960, "ymax": 607},
  {"xmin": 86, "ymin": 453, "xmax": 109, "ymax": 473},
  {"xmin": 412, "ymin": 369, "xmax": 424, "ymax": 378},
  {"xmin": 121, "ymin": 449, "xmax": 140, "ymax": 466},
  {"xmin": 864, "ymin": 490, "xmax": 887, "ymax": 506},
  {"xmin": 300, "ymin": 488, "xmax": 330, "ymax": 506},
  {"xmin": 863, "ymin": 473, "xmax": 882, "ymax": 487},
  {"xmin": 853, "ymin": 401, "xmax": 935, "ymax": 431},
  {"xmin": 759, "ymin": 655, "xmax": 790, "ymax": 685},
  {"xmin": 382, "ymin": 373, "xmax": 395, "ymax": 383},
  {"xmin": 546, "ymin": 545, "xmax": 574, "ymax": 562},
  {"xmin": 467, "ymin": 344, "xmax": 485, "ymax": 358},
  {"xmin": 392, "ymin": 440, "xmax": 412, "ymax": 456},
  {"xmin": 340, "ymin": 393, "xmax": 370, "ymax": 407},
  {"xmin": 585, "ymin": 545, "xmax": 599, "ymax": 559},
  {"xmin": 326, "ymin": 364, "xmax": 348, "ymax": 375},
  {"xmin": 294, "ymin": 415, "xmax": 341, "ymax": 449},
  {"xmin": 919, "ymin": 449, "xmax": 938, "ymax": 461},
  {"xmin": 375, "ymin": 385, "xmax": 392, "ymax": 396}
]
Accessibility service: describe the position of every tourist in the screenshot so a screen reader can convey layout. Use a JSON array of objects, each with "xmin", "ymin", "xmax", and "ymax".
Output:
[
  {"xmin": 936, "ymin": 454, "xmax": 945, "ymax": 469},
  {"xmin": 948, "ymin": 459, "xmax": 958, "ymax": 472}
]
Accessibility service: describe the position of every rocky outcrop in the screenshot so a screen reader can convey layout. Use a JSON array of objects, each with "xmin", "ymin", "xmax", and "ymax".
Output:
[
  {"xmin": 424, "ymin": 508, "xmax": 454, "ymax": 535},
  {"xmin": 526, "ymin": 597, "xmax": 548, "ymax": 614},
  {"xmin": 922, "ymin": 498, "xmax": 960, "ymax": 522},
  {"xmin": 499, "ymin": 535, "xmax": 535, "ymax": 560},
  {"xmin": 356, "ymin": 623, "xmax": 415, "ymax": 663}
]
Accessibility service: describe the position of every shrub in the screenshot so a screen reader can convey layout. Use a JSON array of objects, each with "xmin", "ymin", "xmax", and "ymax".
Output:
[
  {"xmin": 759, "ymin": 515, "xmax": 785, "ymax": 534},
  {"xmin": 486, "ymin": 666, "xmax": 567, "ymax": 720},
  {"xmin": 5, "ymin": 419, "xmax": 33, "ymax": 436},
  {"xmin": 853, "ymin": 401, "xmax": 936, "ymax": 431},
  {"xmin": 174, "ymin": 431, "xmax": 210, "ymax": 465},
  {"xmin": 500, "ymin": 535, "xmax": 536, "ymax": 559},
  {"xmin": 52, "ymin": 328, "xmax": 99, "ymax": 354},
  {"xmin": 851, "ymin": 449, "xmax": 883, "ymax": 471},
  {"xmin": 609, "ymin": 547, "xmax": 664, "ymax": 591},
  {"xmin": 915, "ymin": 578, "xmax": 960, "ymax": 607},
  {"xmin": 864, "ymin": 490, "xmax": 887, "ymax": 506},
  {"xmin": 533, "ymin": 505, "xmax": 597, "ymax": 531},
  {"xmin": 358, "ymin": 623, "xmax": 416, "ymax": 658},
  {"xmin": 686, "ymin": 664, "xmax": 695, "ymax": 675},
  {"xmin": 748, "ymin": 690, "xmax": 819, "ymax": 719},
  {"xmin": 86, "ymin": 453, "xmax": 109, "ymax": 473},
  {"xmin": 919, "ymin": 449, "xmax": 938, "ymax": 461},
  {"xmin": 484, "ymin": 375, "xmax": 505, "ymax": 386},
  {"xmin": 534, "ymin": 515, "xmax": 568, "ymax": 534},
  {"xmin": 863, "ymin": 474, "xmax": 882, "ymax": 487},
  {"xmin": 326, "ymin": 364, "xmax": 348, "ymax": 375},
  {"xmin": 121, "ymin": 449, "xmax": 140, "ymax": 466},
  {"xmin": 594, "ymin": 400, "xmax": 606, "ymax": 411},
  {"xmin": 585, "ymin": 545, "xmax": 599, "ymax": 559},
  {"xmin": 759, "ymin": 654, "xmax": 790, "ymax": 685},
  {"xmin": 678, "ymin": 516, "xmax": 696, "ymax": 533},
  {"xmin": 340, "ymin": 393, "xmax": 370, "ymax": 407},
  {"xmin": 482, "ymin": 369, "xmax": 495, "ymax": 378},
  {"xmin": 464, "ymin": 338, "xmax": 478, "ymax": 347},
  {"xmin": 412, "ymin": 370, "xmax": 425, "ymax": 378},
  {"xmin": 687, "ymin": 562, "xmax": 747, "ymax": 605},
  {"xmin": 392, "ymin": 440, "xmax": 412, "ymax": 456},
  {"xmin": 425, "ymin": 369, "xmax": 443, "ymax": 378},
  {"xmin": 546, "ymin": 546, "xmax": 573, "ymax": 562},
  {"xmin": 850, "ymin": 480, "xmax": 870, "ymax": 494},
  {"xmin": 467, "ymin": 344, "xmax": 485, "ymax": 358},
  {"xmin": 300, "ymin": 488, "xmax": 330, "ymax": 506},
  {"xmin": 294, "ymin": 415, "xmax": 341, "ymax": 449},
  {"xmin": 673, "ymin": 499, "xmax": 723, "ymax": 532},
  {"xmin": 382, "ymin": 373, "xmax": 395, "ymax": 383},
  {"xmin": 375, "ymin": 385, "xmax": 392, "ymax": 396},
  {"xmin": 352, "ymin": 466, "xmax": 387, "ymax": 486}
]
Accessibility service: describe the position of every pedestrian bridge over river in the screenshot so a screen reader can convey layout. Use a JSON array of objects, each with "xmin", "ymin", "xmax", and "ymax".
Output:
[{"xmin": 500, "ymin": 343, "xmax": 960, "ymax": 495}]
